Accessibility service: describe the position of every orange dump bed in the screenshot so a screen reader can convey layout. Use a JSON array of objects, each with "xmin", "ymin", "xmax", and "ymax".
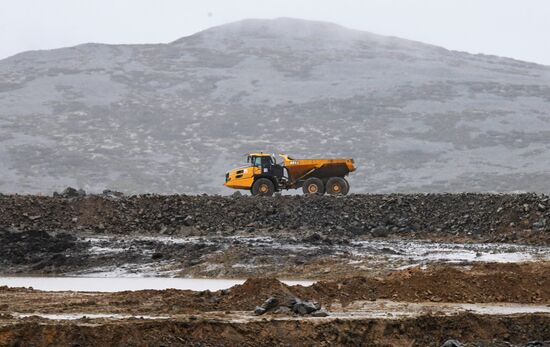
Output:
[{"xmin": 280, "ymin": 155, "xmax": 356, "ymax": 181}]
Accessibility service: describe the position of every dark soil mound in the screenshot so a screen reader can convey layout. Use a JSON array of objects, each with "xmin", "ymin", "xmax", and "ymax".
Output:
[{"xmin": 0, "ymin": 230, "xmax": 85, "ymax": 272}]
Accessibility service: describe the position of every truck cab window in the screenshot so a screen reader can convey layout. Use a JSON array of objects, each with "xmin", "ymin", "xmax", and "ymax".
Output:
[
  {"xmin": 253, "ymin": 157, "xmax": 262, "ymax": 167},
  {"xmin": 261, "ymin": 156, "xmax": 273, "ymax": 167}
]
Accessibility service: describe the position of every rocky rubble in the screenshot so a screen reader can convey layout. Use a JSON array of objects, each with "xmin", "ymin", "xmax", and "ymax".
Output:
[
  {"xmin": 0, "ymin": 193, "xmax": 549, "ymax": 243},
  {"xmin": 253, "ymin": 296, "xmax": 326, "ymax": 316}
]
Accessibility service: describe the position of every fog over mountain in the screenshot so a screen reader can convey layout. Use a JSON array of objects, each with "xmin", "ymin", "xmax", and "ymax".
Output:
[{"xmin": 1, "ymin": 18, "xmax": 550, "ymax": 194}]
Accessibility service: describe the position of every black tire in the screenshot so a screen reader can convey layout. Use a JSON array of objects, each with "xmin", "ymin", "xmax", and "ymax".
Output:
[
  {"xmin": 251, "ymin": 178, "xmax": 275, "ymax": 196},
  {"xmin": 342, "ymin": 177, "xmax": 350, "ymax": 195},
  {"xmin": 302, "ymin": 177, "xmax": 325, "ymax": 195},
  {"xmin": 326, "ymin": 177, "xmax": 348, "ymax": 195}
]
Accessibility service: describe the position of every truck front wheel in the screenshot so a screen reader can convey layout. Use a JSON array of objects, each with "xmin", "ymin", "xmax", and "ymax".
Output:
[
  {"xmin": 302, "ymin": 177, "xmax": 325, "ymax": 195},
  {"xmin": 252, "ymin": 178, "xmax": 275, "ymax": 196}
]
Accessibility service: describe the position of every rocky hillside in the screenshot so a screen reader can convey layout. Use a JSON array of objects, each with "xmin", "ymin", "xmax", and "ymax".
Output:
[{"xmin": 1, "ymin": 18, "xmax": 550, "ymax": 194}]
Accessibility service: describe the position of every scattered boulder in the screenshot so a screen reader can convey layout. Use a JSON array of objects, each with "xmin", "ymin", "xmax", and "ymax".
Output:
[
  {"xmin": 253, "ymin": 296, "xmax": 324, "ymax": 316},
  {"xmin": 102, "ymin": 189, "xmax": 124, "ymax": 198},
  {"xmin": 533, "ymin": 219, "xmax": 547, "ymax": 230},
  {"xmin": 440, "ymin": 340, "xmax": 464, "ymax": 347},
  {"xmin": 290, "ymin": 298, "xmax": 321, "ymax": 315},
  {"xmin": 253, "ymin": 306, "xmax": 267, "ymax": 315},
  {"xmin": 254, "ymin": 297, "xmax": 279, "ymax": 315},
  {"xmin": 310, "ymin": 309, "xmax": 329, "ymax": 317},
  {"xmin": 302, "ymin": 232, "xmax": 322, "ymax": 243},
  {"xmin": 371, "ymin": 226, "xmax": 389, "ymax": 238},
  {"xmin": 524, "ymin": 342, "xmax": 550, "ymax": 347},
  {"xmin": 183, "ymin": 215, "xmax": 195, "ymax": 227},
  {"xmin": 53, "ymin": 187, "xmax": 86, "ymax": 199}
]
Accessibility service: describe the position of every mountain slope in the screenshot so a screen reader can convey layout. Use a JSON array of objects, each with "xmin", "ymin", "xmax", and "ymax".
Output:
[{"xmin": 1, "ymin": 17, "xmax": 550, "ymax": 194}]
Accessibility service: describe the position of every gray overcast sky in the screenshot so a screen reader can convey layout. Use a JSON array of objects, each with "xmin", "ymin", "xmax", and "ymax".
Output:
[{"xmin": 1, "ymin": 0, "xmax": 549, "ymax": 65}]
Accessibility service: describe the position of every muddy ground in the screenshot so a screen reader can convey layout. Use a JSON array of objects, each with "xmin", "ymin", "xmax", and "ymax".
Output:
[
  {"xmin": 1, "ymin": 193, "xmax": 550, "ymax": 346},
  {"xmin": 1, "ymin": 229, "xmax": 550, "ymax": 278},
  {"xmin": 1, "ymin": 193, "xmax": 550, "ymax": 278},
  {"xmin": 2, "ymin": 262, "xmax": 550, "ymax": 312},
  {"xmin": 1, "ymin": 263, "xmax": 550, "ymax": 346}
]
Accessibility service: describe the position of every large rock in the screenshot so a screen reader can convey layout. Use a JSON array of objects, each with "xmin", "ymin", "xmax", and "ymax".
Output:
[
  {"xmin": 253, "ymin": 297, "xmax": 279, "ymax": 315},
  {"xmin": 53, "ymin": 187, "xmax": 86, "ymax": 199},
  {"xmin": 253, "ymin": 295, "xmax": 322, "ymax": 316},
  {"xmin": 440, "ymin": 340, "xmax": 463, "ymax": 347},
  {"xmin": 290, "ymin": 298, "xmax": 321, "ymax": 315}
]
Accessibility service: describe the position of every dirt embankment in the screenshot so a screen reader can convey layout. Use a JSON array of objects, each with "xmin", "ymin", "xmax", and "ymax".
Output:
[
  {"xmin": 0, "ymin": 193, "xmax": 549, "ymax": 244},
  {"xmin": 169, "ymin": 262, "xmax": 550, "ymax": 310},
  {"xmin": 308, "ymin": 262, "xmax": 550, "ymax": 306},
  {"xmin": 1, "ymin": 314, "xmax": 549, "ymax": 347}
]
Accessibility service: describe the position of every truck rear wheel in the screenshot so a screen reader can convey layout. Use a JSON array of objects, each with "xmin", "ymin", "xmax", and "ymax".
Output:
[
  {"xmin": 302, "ymin": 177, "xmax": 325, "ymax": 195},
  {"xmin": 252, "ymin": 178, "xmax": 275, "ymax": 196},
  {"xmin": 326, "ymin": 177, "xmax": 348, "ymax": 195},
  {"xmin": 342, "ymin": 178, "xmax": 350, "ymax": 195}
]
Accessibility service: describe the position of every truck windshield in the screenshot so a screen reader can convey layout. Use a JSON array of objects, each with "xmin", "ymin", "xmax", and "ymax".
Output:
[{"xmin": 248, "ymin": 155, "xmax": 275, "ymax": 166}]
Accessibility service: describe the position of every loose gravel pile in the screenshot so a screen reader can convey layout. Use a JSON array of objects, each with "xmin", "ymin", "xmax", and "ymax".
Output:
[{"xmin": 0, "ymin": 192, "xmax": 549, "ymax": 243}]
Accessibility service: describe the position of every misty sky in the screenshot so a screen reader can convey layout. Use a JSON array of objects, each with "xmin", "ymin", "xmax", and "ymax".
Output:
[{"xmin": 0, "ymin": 0, "xmax": 549, "ymax": 65}]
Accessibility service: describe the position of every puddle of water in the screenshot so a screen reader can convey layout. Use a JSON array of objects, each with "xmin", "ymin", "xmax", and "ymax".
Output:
[
  {"xmin": 459, "ymin": 303, "xmax": 550, "ymax": 315},
  {"xmin": 333, "ymin": 300, "xmax": 550, "ymax": 319},
  {"xmin": 74, "ymin": 261, "xmax": 178, "ymax": 278},
  {"xmin": 9, "ymin": 301, "xmax": 550, "ymax": 322},
  {"xmin": 15, "ymin": 313, "xmax": 169, "ymax": 320},
  {"xmin": 351, "ymin": 240, "xmax": 550, "ymax": 264},
  {"xmin": 0, "ymin": 277, "xmax": 314, "ymax": 292}
]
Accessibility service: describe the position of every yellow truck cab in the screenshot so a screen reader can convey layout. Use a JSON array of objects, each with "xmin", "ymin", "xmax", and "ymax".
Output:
[
  {"xmin": 224, "ymin": 153, "xmax": 355, "ymax": 196},
  {"xmin": 224, "ymin": 153, "xmax": 279, "ymax": 191}
]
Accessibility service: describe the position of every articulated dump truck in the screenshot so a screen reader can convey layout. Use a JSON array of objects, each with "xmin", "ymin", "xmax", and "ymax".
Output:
[{"xmin": 224, "ymin": 153, "xmax": 356, "ymax": 196}]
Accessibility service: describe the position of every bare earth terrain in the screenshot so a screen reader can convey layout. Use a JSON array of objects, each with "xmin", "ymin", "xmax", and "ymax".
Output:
[
  {"xmin": 1, "ymin": 263, "xmax": 550, "ymax": 346},
  {"xmin": 0, "ymin": 193, "xmax": 550, "ymax": 346}
]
